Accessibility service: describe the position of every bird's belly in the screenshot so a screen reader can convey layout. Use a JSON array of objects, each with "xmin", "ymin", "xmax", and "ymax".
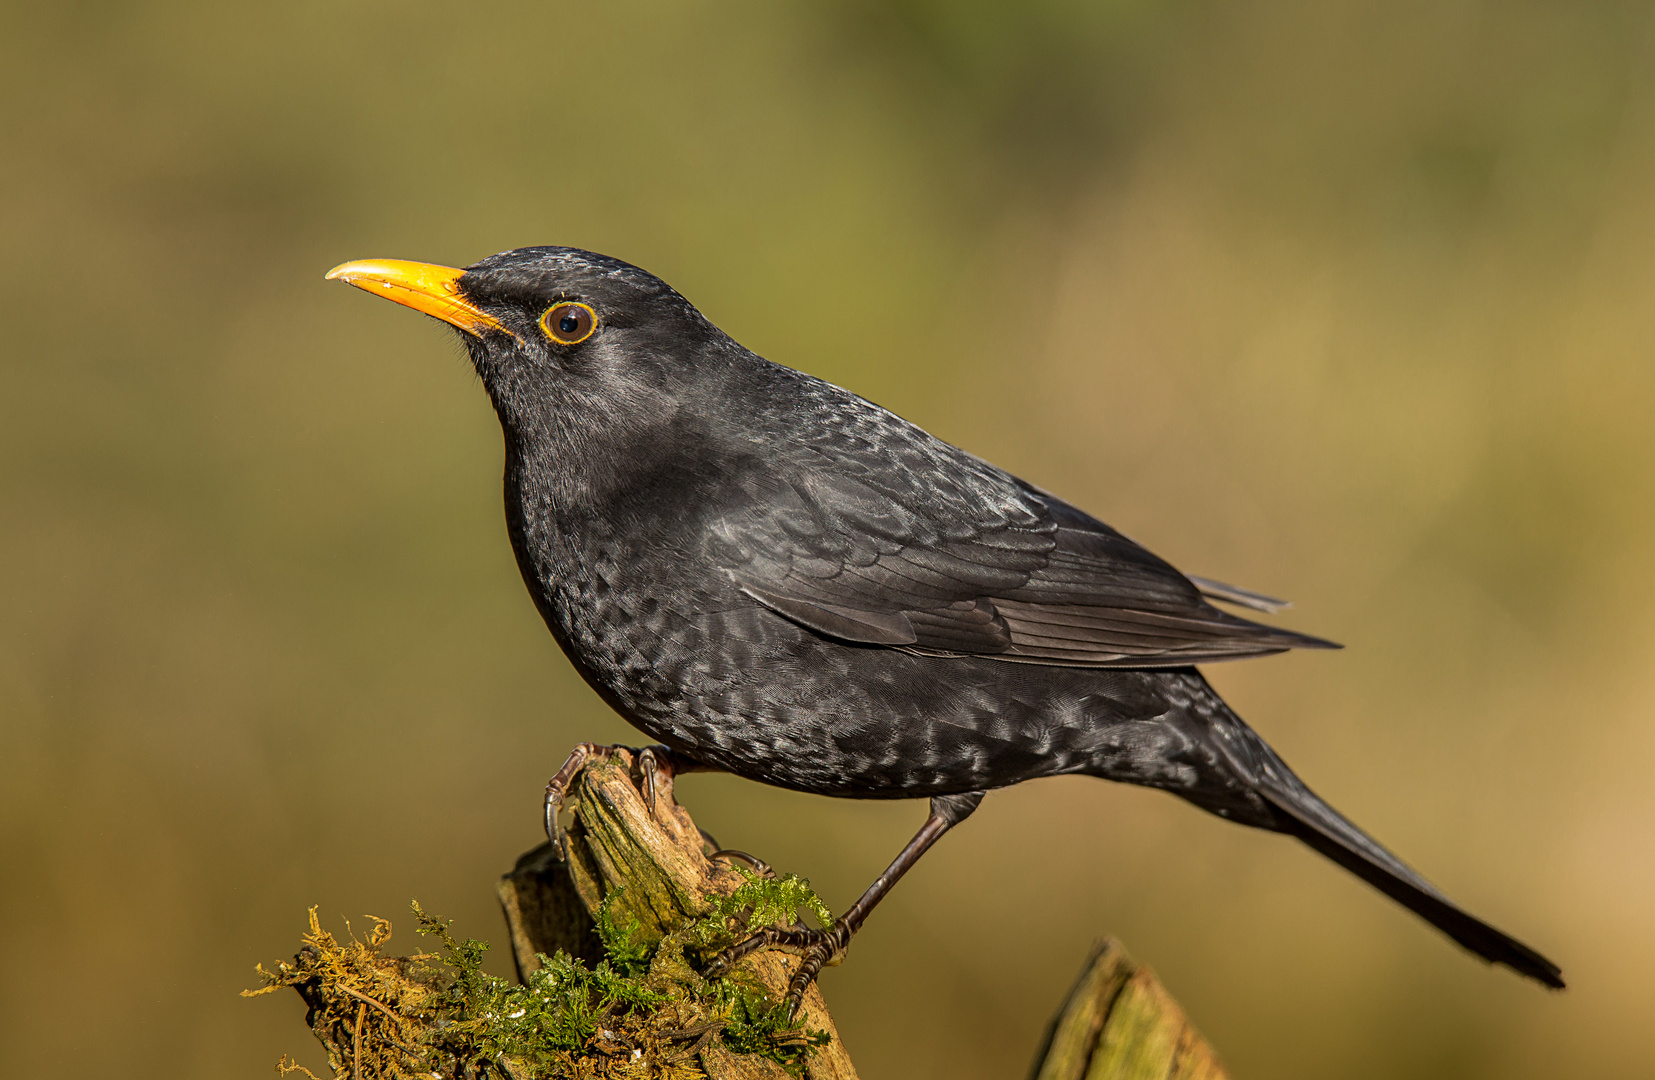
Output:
[{"xmin": 550, "ymin": 586, "xmax": 1183, "ymax": 798}]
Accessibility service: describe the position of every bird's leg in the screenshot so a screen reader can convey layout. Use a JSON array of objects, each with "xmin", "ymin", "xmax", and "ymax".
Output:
[
  {"xmin": 543, "ymin": 742, "xmax": 720, "ymax": 860},
  {"xmin": 708, "ymin": 791, "xmax": 984, "ymax": 1018}
]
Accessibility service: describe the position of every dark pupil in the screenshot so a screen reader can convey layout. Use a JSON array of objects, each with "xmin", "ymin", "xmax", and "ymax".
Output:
[{"xmin": 558, "ymin": 311, "xmax": 581, "ymax": 334}]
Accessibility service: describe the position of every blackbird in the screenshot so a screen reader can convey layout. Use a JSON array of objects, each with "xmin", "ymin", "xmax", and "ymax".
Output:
[{"xmin": 327, "ymin": 247, "xmax": 1563, "ymax": 1008}]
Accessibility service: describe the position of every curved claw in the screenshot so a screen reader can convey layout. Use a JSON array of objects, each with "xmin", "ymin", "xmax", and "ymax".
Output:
[
  {"xmin": 637, "ymin": 743, "xmax": 713, "ymax": 815},
  {"xmin": 784, "ymin": 926, "xmax": 852, "ymax": 1019},
  {"xmin": 541, "ymin": 743, "xmax": 621, "ymax": 860},
  {"xmin": 704, "ymin": 935, "xmax": 760, "ymax": 978},
  {"xmin": 543, "ymin": 743, "xmax": 705, "ymax": 860},
  {"xmin": 709, "ymin": 848, "xmax": 774, "ymax": 878},
  {"xmin": 706, "ymin": 923, "xmax": 852, "ymax": 1019},
  {"xmin": 636, "ymin": 746, "xmax": 665, "ymax": 814}
]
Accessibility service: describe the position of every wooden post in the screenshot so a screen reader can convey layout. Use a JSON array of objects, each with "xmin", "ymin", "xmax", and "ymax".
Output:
[
  {"xmin": 500, "ymin": 751, "xmax": 1228, "ymax": 1080},
  {"xmin": 1029, "ymin": 939, "xmax": 1229, "ymax": 1080},
  {"xmin": 254, "ymin": 746, "xmax": 1228, "ymax": 1079},
  {"xmin": 496, "ymin": 748, "xmax": 859, "ymax": 1080}
]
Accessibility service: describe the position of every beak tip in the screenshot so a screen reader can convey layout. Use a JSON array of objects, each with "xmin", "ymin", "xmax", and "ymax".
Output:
[{"xmin": 318, "ymin": 256, "xmax": 509, "ymax": 339}]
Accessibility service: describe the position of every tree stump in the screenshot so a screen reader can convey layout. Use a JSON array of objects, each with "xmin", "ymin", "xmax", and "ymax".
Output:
[
  {"xmin": 497, "ymin": 748, "xmax": 858, "ymax": 1080},
  {"xmin": 251, "ymin": 746, "xmax": 1228, "ymax": 1079},
  {"xmin": 1029, "ymin": 939, "xmax": 1229, "ymax": 1080}
]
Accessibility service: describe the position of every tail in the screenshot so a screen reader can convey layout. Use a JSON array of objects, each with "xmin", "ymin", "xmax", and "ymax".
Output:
[
  {"xmin": 1256, "ymin": 778, "xmax": 1564, "ymax": 988},
  {"xmin": 1184, "ymin": 688, "xmax": 1564, "ymax": 988}
]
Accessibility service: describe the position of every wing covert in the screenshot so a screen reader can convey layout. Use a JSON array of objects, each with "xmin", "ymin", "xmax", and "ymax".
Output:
[{"xmin": 704, "ymin": 405, "xmax": 1336, "ymax": 667}]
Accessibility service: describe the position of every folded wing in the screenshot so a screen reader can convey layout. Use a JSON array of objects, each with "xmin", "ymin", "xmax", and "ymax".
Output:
[{"xmin": 705, "ymin": 442, "xmax": 1336, "ymax": 668}]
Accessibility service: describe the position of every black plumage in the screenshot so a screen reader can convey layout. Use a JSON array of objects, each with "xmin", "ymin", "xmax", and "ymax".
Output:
[{"xmin": 327, "ymin": 246, "xmax": 1563, "ymax": 1007}]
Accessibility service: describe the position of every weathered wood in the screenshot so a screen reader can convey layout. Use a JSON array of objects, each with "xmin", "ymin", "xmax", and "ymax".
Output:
[
  {"xmin": 254, "ymin": 747, "xmax": 1230, "ymax": 1079},
  {"xmin": 502, "ymin": 752, "xmax": 1228, "ymax": 1080},
  {"xmin": 257, "ymin": 749, "xmax": 1226, "ymax": 1078},
  {"xmin": 496, "ymin": 841, "xmax": 605, "ymax": 977},
  {"xmin": 1030, "ymin": 939, "xmax": 1228, "ymax": 1080},
  {"xmin": 498, "ymin": 748, "xmax": 859, "ymax": 1080}
]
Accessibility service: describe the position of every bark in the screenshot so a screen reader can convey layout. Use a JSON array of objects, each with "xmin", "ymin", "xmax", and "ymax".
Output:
[
  {"xmin": 497, "ymin": 749, "xmax": 859, "ymax": 1080},
  {"xmin": 1030, "ymin": 939, "xmax": 1229, "ymax": 1080}
]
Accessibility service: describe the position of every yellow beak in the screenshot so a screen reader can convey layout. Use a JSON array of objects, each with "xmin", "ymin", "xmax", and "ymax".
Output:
[{"xmin": 325, "ymin": 258, "xmax": 515, "ymax": 339}]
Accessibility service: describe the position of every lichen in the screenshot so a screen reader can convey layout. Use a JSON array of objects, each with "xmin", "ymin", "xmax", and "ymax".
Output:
[{"xmin": 248, "ymin": 870, "xmax": 836, "ymax": 1080}]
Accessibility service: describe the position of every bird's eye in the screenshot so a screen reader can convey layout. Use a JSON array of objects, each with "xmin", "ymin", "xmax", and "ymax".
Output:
[{"xmin": 540, "ymin": 302, "xmax": 597, "ymax": 345}]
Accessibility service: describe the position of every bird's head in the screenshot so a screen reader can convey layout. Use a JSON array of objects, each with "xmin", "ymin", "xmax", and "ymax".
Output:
[{"xmin": 326, "ymin": 247, "xmax": 729, "ymax": 475}]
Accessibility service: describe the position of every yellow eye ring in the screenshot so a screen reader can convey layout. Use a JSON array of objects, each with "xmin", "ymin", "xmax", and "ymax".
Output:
[{"xmin": 540, "ymin": 301, "xmax": 598, "ymax": 345}]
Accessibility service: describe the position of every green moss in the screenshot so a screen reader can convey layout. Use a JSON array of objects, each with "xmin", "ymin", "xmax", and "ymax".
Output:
[
  {"xmin": 249, "ymin": 871, "xmax": 837, "ymax": 1079},
  {"xmin": 595, "ymin": 890, "xmax": 655, "ymax": 979},
  {"xmin": 686, "ymin": 872, "xmax": 835, "ymax": 953}
]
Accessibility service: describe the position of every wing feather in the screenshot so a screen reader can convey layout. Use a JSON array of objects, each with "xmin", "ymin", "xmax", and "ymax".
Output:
[{"xmin": 710, "ymin": 391, "xmax": 1336, "ymax": 667}]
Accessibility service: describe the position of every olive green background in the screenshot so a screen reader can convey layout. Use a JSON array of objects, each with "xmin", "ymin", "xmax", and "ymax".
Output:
[{"xmin": 4, "ymin": 2, "xmax": 1652, "ymax": 1077}]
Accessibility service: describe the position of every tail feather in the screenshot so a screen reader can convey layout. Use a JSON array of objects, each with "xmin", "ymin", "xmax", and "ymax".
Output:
[
  {"xmin": 1255, "ymin": 782, "xmax": 1565, "ymax": 989},
  {"xmin": 1150, "ymin": 671, "xmax": 1563, "ymax": 987}
]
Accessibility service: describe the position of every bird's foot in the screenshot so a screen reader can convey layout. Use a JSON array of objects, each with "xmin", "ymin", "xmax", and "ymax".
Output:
[
  {"xmin": 707, "ymin": 921, "xmax": 854, "ymax": 1019},
  {"xmin": 542, "ymin": 742, "xmax": 690, "ymax": 859},
  {"xmin": 543, "ymin": 743, "xmax": 618, "ymax": 857},
  {"xmin": 634, "ymin": 744, "xmax": 693, "ymax": 815},
  {"xmin": 707, "ymin": 847, "xmax": 775, "ymax": 877}
]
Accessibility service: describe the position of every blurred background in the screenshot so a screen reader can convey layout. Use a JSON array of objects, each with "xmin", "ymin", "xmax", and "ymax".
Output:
[{"xmin": 3, "ymin": 1, "xmax": 1653, "ymax": 1076}]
